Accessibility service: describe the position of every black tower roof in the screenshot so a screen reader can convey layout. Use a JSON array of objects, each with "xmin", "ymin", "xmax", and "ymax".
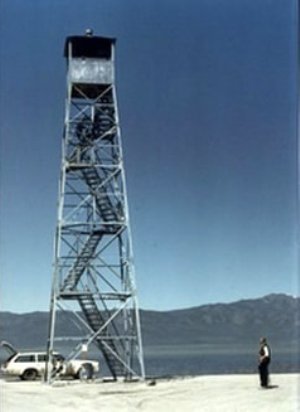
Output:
[{"xmin": 64, "ymin": 35, "xmax": 116, "ymax": 59}]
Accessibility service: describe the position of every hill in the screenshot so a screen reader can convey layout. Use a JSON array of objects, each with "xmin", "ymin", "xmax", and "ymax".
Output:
[
  {"xmin": 0, "ymin": 294, "xmax": 299, "ymax": 350},
  {"xmin": 141, "ymin": 293, "xmax": 299, "ymax": 346}
]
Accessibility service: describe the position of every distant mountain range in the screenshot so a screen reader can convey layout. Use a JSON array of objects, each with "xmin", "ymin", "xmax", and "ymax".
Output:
[{"xmin": 0, "ymin": 294, "xmax": 299, "ymax": 350}]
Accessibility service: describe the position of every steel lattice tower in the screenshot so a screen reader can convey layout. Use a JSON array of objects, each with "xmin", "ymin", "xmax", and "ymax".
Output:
[{"xmin": 46, "ymin": 32, "xmax": 145, "ymax": 382}]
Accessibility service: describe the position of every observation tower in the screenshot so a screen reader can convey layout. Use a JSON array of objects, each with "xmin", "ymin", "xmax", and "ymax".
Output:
[{"xmin": 46, "ymin": 31, "xmax": 145, "ymax": 382}]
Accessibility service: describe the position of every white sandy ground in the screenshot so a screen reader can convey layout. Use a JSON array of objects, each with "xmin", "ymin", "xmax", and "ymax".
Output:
[{"xmin": 0, "ymin": 374, "xmax": 299, "ymax": 412}]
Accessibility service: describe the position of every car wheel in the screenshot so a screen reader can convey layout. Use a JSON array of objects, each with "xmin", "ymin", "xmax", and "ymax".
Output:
[
  {"xmin": 76, "ymin": 363, "xmax": 94, "ymax": 380},
  {"xmin": 21, "ymin": 369, "xmax": 38, "ymax": 381}
]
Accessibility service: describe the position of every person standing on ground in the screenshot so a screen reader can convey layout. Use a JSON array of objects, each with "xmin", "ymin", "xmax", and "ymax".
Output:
[{"xmin": 258, "ymin": 337, "xmax": 271, "ymax": 388}]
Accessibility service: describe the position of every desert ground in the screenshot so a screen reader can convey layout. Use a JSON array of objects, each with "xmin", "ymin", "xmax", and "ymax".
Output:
[{"xmin": 1, "ymin": 374, "xmax": 299, "ymax": 412}]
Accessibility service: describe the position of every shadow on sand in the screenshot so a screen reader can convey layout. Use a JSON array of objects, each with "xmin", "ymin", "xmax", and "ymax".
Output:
[{"xmin": 262, "ymin": 385, "xmax": 279, "ymax": 389}]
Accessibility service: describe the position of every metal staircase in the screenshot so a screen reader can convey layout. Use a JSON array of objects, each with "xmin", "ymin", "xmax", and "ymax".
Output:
[
  {"xmin": 82, "ymin": 167, "xmax": 120, "ymax": 227},
  {"xmin": 75, "ymin": 106, "xmax": 115, "ymax": 144},
  {"xmin": 62, "ymin": 232, "xmax": 102, "ymax": 291},
  {"xmin": 78, "ymin": 294, "xmax": 125, "ymax": 379}
]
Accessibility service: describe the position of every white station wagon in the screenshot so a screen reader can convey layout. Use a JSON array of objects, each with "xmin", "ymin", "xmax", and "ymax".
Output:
[{"xmin": 0, "ymin": 341, "xmax": 99, "ymax": 381}]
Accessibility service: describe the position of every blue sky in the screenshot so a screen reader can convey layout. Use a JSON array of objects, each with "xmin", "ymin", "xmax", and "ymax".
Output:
[{"xmin": 0, "ymin": 0, "xmax": 298, "ymax": 313}]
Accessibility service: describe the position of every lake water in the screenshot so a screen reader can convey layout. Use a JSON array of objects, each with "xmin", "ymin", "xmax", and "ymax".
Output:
[
  {"xmin": 1, "ymin": 343, "xmax": 299, "ymax": 378},
  {"xmin": 144, "ymin": 351, "xmax": 299, "ymax": 378},
  {"xmin": 96, "ymin": 344, "xmax": 300, "ymax": 377}
]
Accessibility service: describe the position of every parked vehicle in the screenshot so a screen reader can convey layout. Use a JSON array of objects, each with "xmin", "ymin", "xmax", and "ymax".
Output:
[{"xmin": 0, "ymin": 341, "xmax": 99, "ymax": 381}]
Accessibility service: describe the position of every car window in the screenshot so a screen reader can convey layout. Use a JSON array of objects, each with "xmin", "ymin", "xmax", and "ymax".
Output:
[
  {"xmin": 37, "ymin": 354, "xmax": 47, "ymax": 362},
  {"xmin": 15, "ymin": 355, "xmax": 35, "ymax": 362}
]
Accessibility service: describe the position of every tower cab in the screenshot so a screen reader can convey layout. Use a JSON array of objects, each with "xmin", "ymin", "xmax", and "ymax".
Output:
[{"xmin": 64, "ymin": 31, "xmax": 115, "ymax": 98}]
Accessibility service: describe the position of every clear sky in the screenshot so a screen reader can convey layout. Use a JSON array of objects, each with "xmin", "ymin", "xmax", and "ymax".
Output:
[{"xmin": 0, "ymin": 0, "xmax": 298, "ymax": 313}]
